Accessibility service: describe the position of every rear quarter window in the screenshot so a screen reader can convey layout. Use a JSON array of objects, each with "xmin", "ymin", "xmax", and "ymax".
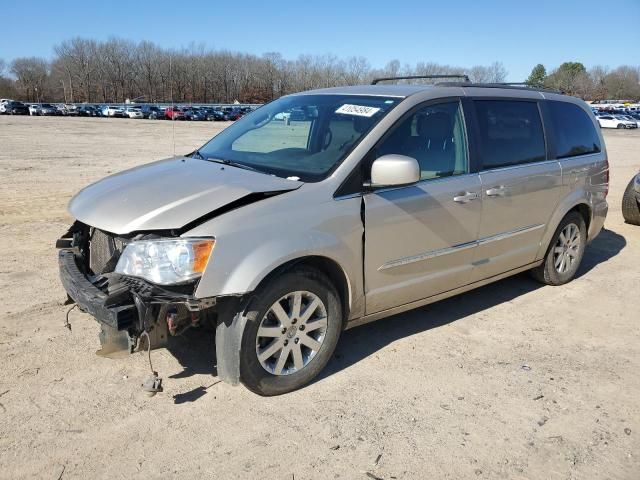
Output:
[
  {"xmin": 548, "ymin": 101, "xmax": 601, "ymax": 158},
  {"xmin": 474, "ymin": 100, "xmax": 546, "ymax": 169}
]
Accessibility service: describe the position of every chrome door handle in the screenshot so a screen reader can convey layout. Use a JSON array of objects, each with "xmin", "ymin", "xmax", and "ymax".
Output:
[
  {"xmin": 453, "ymin": 191, "xmax": 480, "ymax": 203},
  {"xmin": 486, "ymin": 185, "xmax": 507, "ymax": 196}
]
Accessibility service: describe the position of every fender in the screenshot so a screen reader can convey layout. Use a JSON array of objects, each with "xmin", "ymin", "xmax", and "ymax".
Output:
[
  {"xmin": 535, "ymin": 190, "xmax": 593, "ymax": 260},
  {"xmin": 186, "ymin": 193, "xmax": 365, "ymax": 319}
]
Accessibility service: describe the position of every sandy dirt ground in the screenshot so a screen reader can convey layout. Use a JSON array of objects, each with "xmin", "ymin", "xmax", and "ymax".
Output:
[{"xmin": 0, "ymin": 116, "xmax": 638, "ymax": 480}]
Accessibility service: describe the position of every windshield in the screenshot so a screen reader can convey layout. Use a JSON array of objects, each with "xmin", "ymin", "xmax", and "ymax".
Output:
[{"xmin": 197, "ymin": 94, "xmax": 398, "ymax": 182}]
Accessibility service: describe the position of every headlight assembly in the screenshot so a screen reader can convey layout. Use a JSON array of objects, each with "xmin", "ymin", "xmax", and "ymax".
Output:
[{"xmin": 115, "ymin": 238, "xmax": 215, "ymax": 285}]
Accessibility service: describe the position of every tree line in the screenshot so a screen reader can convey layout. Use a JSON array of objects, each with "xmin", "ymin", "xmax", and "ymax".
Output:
[
  {"xmin": 0, "ymin": 37, "xmax": 506, "ymax": 104},
  {"xmin": 0, "ymin": 37, "xmax": 638, "ymax": 104},
  {"xmin": 526, "ymin": 62, "xmax": 640, "ymax": 101}
]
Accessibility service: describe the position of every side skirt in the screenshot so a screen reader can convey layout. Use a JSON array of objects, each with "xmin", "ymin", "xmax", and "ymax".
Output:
[{"xmin": 346, "ymin": 260, "xmax": 542, "ymax": 329}]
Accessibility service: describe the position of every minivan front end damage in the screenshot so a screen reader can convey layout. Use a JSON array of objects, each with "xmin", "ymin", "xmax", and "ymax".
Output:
[{"xmin": 57, "ymin": 222, "xmax": 218, "ymax": 356}]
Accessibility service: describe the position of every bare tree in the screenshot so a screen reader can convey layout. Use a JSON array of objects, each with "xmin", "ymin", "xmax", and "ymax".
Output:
[
  {"xmin": 0, "ymin": 58, "xmax": 18, "ymax": 98},
  {"xmin": 10, "ymin": 57, "xmax": 49, "ymax": 101},
  {"xmin": 604, "ymin": 66, "xmax": 640, "ymax": 100},
  {"xmin": 467, "ymin": 62, "xmax": 507, "ymax": 83},
  {"xmin": 54, "ymin": 38, "xmax": 98, "ymax": 102}
]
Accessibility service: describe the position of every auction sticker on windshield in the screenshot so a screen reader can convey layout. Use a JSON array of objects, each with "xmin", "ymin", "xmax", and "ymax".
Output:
[{"xmin": 335, "ymin": 104, "xmax": 381, "ymax": 117}]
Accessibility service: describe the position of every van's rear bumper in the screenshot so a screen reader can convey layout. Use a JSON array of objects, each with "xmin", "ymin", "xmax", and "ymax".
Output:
[{"xmin": 588, "ymin": 200, "xmax": 608, "ymax": 242}]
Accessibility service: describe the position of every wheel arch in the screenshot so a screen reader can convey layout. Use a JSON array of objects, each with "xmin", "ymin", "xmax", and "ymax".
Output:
[
  {"xmin": 250, "ymin": 255, "xmax": 352, "ymax": 328},
  {"xmin": 571, "ymin": 203, "xmax": 591, "ymax": 233},
  {"xmin": 213, "ymin": 254, "xmax": 353, "ymax": 387},
  {"xmin": 536, "ymin": 199, "xmax": 592, "ymax": 260}
]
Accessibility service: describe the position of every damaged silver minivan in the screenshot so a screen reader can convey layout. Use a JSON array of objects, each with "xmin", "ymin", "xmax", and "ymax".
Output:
[{"xmin": 58, "ymin": 78, "xmax": 609, "ymax": 395}]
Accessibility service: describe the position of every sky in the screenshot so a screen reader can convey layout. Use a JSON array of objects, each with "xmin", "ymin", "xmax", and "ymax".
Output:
[{"xmin": 1, "ymin": 0, "xmax": 638, "ymax": 81}]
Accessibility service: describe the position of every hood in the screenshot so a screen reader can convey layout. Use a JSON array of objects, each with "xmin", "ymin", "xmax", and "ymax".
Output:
[{"xmin": 69, "ymin": 157, "xmax": 302, "ymax": 234}]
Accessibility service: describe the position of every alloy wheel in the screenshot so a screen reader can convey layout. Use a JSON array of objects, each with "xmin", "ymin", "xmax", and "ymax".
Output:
[
  {"xmin": 553, "ymin": 223, "xmax": 581, "ymax": 274},
  {"xmin": 255, "ymin": 291, "xmax": 328, "ymax": 376}
]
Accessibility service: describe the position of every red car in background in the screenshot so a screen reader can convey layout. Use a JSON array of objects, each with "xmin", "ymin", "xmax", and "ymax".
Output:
[
  {"xmin": 227, "ymin": 108, "xmax": 243, "ymax": 121},
  {"xmin": 164, "ymin": 106, "xmax": 186, "ymax": 120}
]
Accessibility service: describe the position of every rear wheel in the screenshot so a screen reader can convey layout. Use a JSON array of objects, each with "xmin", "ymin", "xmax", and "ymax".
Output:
[
  {"xmin": 531, "ymin": 211, "xmax": 586, "ymax": 285},
  {"xmin": 238, "ymin": 268, "xmax": 342, "ymax": 396},
  {"xmin": 622, "ymin": 178, "xmax": 640, "ymax": 225}
]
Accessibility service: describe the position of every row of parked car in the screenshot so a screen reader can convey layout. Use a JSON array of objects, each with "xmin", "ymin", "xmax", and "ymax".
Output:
[
  {"xmin": 591, "ymin": 106, "xmax": 640, "ymax": 129},
  {"xmin": 96, "ymin": 104, "xmax": 253, "ymax": 121},
  {"xmin": 0, "ymin": 99, "xmax": 255, "ymax": 121}
]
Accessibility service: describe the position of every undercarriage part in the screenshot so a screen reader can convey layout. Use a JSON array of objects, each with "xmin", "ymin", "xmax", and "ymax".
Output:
[
  {"xmin": 142, "ymin": 373, "xmax": 163, "ymax": 396},
  {"xmin": 96, "ymin": 323, "xmax": 136, "ymax": 358},
  {"xmin": 166, "ymin": 304, "xmax": 199, "ymax": 336}
]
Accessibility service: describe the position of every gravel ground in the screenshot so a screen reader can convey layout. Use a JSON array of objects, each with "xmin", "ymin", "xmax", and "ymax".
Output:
[{"xmin": 0, "ymin": 116, "xmax": 638, "ymax": 479}]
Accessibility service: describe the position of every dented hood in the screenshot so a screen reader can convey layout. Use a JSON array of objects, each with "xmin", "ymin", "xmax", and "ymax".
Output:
[{"xmin": 69, "ymin": 157, "xmax": 302, "ymax": 234}]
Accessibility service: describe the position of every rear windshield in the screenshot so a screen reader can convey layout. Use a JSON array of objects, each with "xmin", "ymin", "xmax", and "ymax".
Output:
[{"xmin": 198, "ymin": 94, "xmax": 398, "ymax": 182}]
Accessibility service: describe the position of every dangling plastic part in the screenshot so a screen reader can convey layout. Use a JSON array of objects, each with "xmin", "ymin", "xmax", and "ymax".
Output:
[
  {"xmin": 139, "ymin": 331, "xmax": 163, "ymax": 396},
  {"xmin": 141, "ymin": 371, "xmax": 163, "ymax": 396}
]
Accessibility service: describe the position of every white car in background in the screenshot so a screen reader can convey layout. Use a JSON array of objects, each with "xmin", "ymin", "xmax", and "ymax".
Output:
[
  {"xmin": 101, "ymin": 105, "xmax": 125, "ymax": 117},
  {"xmin": 0, "ymin": 99, "xmax": 14, "ymax": 113},
  {"xmin": 597, "ymin": 115, "xmax": 637, "ymax": 129},
  {"xmin": 28, "ymin": 104, "xmax": 41, "ymax": 116},
  {"xmin": 124, "ymin": 107, "xmax": 143, "ymax": 119},
  {"xmin": 273, "ymin": 111, "xmax": 291, "ymax": 121}
]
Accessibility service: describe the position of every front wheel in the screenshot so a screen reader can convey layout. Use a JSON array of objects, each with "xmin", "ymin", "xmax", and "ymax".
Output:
[
  {"xmin": 617, "ymin": 123, "xmax": 624, "ymax": 129},
  {"xmin": 531, "ymin": 211, "xmax": 587, "ymax": 285},
  {"xmin": 238, "ymin": 268, "xmax": 342, "ymax": 396}
]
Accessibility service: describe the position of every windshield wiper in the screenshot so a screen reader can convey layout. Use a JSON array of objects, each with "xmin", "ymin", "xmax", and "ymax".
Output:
[{"xmin": 206, "ymin": 157, "xmax": 265, "ymax": 174}]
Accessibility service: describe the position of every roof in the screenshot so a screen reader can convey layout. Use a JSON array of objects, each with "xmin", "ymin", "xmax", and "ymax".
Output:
[
  {"xmin": 292, "ymin": 82, "xmax": 565, "ymax": 99},
  {"xmin": 292, "ymin": 84, "xmax": 432, "ymax": 98}
]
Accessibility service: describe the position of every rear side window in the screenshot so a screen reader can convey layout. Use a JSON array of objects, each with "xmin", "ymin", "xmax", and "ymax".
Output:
[
  {"xmin": 548, "ymin": 101, "xmax": 601, "ymax": 158},
  {"xmin": 475, "ymin": 100, "xmax": 546, "ymax": 169}
]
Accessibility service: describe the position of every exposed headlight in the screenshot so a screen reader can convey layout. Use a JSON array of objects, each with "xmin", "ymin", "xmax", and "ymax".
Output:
[{"xmin": 115, "ymin": 238, "xmax": 215, "ymax": 285}]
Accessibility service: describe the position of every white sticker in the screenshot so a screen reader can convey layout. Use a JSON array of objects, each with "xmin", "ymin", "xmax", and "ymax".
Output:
[{"xmin": 335, "ymin": 104, "xmax": 381, "ymax": 117}]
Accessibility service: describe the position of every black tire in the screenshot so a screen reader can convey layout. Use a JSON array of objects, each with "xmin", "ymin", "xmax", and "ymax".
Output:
[
  {"xmin": 622, "ymin": 177, "xmax": 640, "ymax": 225},
  {"xmin": 531, "ymin": 211, "xmax": 587, "ymax": 286},
  {"xmin": 238, "ymin": 267, "xmax": 342, "ymax": 396},
  {"xmin": 616, "ymin": 124, "xmax": 624, "ymax": 129}
]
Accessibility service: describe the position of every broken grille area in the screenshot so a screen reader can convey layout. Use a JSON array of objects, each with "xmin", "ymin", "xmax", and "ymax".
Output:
[{"xmin": 89, "ymin": 229, "xmax": 123, "ymax": 275}]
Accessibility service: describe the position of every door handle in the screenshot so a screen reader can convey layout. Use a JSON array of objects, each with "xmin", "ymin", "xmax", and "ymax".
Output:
[
  {"xmin": 486, "ymin": 185, "xmax": 507, "ymax": 197},
  {"xmin": 453, "ymin": 191, "xmax": 480, "ymax": 203}
]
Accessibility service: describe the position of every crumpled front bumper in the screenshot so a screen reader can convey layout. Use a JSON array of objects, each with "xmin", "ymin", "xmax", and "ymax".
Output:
[
  {"xmin": 58, "ymin": 237, "xmax": 217, "ymax": 356},
  {"xmin": 58, "ymin": 249, "xmax": 137, "ymax": 330}
]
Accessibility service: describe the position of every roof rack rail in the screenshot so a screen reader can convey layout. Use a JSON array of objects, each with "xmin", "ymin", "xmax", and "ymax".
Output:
[
  {"xmin": 436, "ymin": 81, "xmax": 563, "ymax": 94},
  {"xmin": 371, "ymin": 74, "xmax": 470, "ymax": 85}
]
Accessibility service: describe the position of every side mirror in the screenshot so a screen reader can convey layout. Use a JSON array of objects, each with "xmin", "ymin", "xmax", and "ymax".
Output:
[{"xmin": 369, "ymin": 154, "xmax": 420, "ymax": 188}]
